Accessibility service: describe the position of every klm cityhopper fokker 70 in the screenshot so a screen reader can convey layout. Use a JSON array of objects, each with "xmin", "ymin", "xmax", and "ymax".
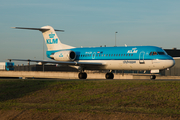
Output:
[{"xmin": 9, "ymin": 26, "xmax": 175, "ymax": 79}]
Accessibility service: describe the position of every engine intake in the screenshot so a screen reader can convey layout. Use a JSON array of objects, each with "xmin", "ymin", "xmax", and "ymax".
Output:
[{"xmin": 51, "ymin": 51, "xmax": 76, "ymax": 61}]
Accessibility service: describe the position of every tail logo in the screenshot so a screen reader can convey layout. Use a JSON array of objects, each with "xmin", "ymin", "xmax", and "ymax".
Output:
[{"xmin": 46, "ymin": 32, "xmax": 58, "ymax": 44}]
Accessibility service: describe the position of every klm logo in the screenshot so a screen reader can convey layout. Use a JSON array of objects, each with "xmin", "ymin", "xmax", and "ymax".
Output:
[
  {"xmin": 46, "ymin": 32, "xmax": 58, "ymax": 44},
  {"xmin": 46, "ymin": 39, "xmax": 58, "ymax": 44},
  {"xmin": 49, "ymin": 33, "xmax": 55, "ymax": 38},
  {"xmin": 127, "ymin": 48, "xmax": 138, "ymax": 53},
  {"xmin": 59, "ymin": 53, "xmax": 63, "ymax": 57}
]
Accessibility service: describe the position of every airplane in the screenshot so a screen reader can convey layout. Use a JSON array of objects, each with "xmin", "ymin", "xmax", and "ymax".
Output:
[{"xmin": 9, "ymin": 25, "xmax": 175, "ymax": 79}]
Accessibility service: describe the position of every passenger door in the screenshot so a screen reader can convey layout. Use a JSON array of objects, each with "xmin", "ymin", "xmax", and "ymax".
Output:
[{"xmin": 139, "ymin": 51, "xmax": 145, "ymax": 64}]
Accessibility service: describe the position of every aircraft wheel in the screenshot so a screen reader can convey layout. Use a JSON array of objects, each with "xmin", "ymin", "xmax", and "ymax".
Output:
[
  {"xmin": 78, "ymin": 72, "xmax": 87, "ymax": 79},
  {"xmin": 150, "ymin": 75, "xmax": 156, "ymax": 80},
  {"xmin": 105, "ymin": 73, "xmax": 114, "ymax": 79}
]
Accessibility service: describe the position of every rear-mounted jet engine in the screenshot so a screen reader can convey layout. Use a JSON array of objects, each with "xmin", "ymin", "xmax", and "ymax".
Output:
[{"xmin": 50, "ymin": 51, "xmax": 76, "ymax": 61}]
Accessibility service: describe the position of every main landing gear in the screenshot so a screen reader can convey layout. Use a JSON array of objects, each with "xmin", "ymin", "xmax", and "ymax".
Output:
[
  {"xmin": 78, "ymin": 72, "xmax": 87, "ymax": 79},
  {"xmin": 78, "ymin": 71, "xmax": 114, "ymax": 79},
  {"xmin": 105, "ymin": 72, "xmax": 114, "ymax": 79},
  {"xmin": 78, "ymin": 70, "xmax": 156, "ymax": 80}
]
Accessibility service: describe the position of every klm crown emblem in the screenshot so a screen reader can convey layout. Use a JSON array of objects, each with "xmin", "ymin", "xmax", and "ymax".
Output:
[
  {"xmin": 46, "ymin": 32, "xmax": 58, "ymax": 44},
  {"xmin": 49, "ymin": 32, "xmax": 55, "ymax": 38}
]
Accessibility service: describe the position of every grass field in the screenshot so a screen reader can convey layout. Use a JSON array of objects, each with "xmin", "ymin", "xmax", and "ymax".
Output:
[{"xmin": 0, "ymin": 79, "xmax": 180, "ymax": 120}]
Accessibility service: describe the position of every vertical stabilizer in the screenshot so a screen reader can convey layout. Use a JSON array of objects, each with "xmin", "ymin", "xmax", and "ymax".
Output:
[
  {"xmin": 12, "ymin": 26, "xmax": 75, "ymax": 51},
  {"xmin": 41, "ymin": 26, "xmax": 75, "ymax": 50}
]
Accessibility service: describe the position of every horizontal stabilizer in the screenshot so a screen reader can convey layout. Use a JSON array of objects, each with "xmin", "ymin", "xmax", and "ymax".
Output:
[
  {"xmin": 11, "ymin": 27, "xmax": 64, "ymax": 32},
  {"xmin": 12, "ymin": 25, "xmax": 74, "ymax": 50}
]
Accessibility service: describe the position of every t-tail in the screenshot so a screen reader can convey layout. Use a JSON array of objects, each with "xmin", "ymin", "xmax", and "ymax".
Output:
[{"xmin": 12, "ymin": 26, "xmax": 75, "ymax": 51}]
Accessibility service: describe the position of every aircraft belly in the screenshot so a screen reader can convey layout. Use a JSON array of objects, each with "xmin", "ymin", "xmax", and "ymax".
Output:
[
  {"xmin": 102, "ymin": 60, "xmax": 168, "ymax": 70},
  {"xmin": 76, "ymin": 60, "xmax": 172, "ymax": 71},
  {"xmin": 77, "ymin": 60, "xmax": 105, "ymax": 70},
  {"xmin": 105, "ymin": 60, "xmax": 141, "ymax": 70}
]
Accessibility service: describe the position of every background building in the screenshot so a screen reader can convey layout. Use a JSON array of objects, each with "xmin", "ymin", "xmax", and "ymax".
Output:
[{"xmin": 162, "ymin": 49, "xmax": 180, "ymax": 76}]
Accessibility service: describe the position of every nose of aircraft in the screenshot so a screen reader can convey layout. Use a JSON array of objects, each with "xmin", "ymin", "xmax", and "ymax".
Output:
[
  {"xmin": 168, "ymin": 58, "xmax": 175, "ymax": 68},
  {"xmin": 162, "ymin": 55, "xmax": 175, "ymax": 69},
  {"xmin": 172, "ymin": 59, "xmax": 175, "ymax": 67}
]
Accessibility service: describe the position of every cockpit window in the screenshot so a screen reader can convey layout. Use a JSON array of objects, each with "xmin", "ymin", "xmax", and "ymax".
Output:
[
  {"xmin": 149, "ymin": 52, "xmax": 157, "ymax": 55},
  {"xmin": 149, "ymin": 52, "xmax": 152, "ymax": 55},
  {"xmin": 149, "ymin": 51, "xmax": 166, "ymax": 56},
  {"xmin": 158, "ymin": 52, "xmax": 165, "ymax": 55},
  {"xmin": 153, "ymin": 52, "xmax": 157, "ymax": 55}
]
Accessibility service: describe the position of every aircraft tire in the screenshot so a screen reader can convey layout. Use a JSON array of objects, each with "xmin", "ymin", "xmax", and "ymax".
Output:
[
  {"xmin": 105, "ymin": 73, "xmax": 114, "ymax": 79},
  {"xmin": 78, "ymin": 72, "xmax": 87, "ymax": 79},
  {"xmin": 150, "ymin": 75, "xmax": 156, "ymax": 80}
]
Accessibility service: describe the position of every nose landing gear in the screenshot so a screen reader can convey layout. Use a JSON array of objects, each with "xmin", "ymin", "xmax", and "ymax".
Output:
[{"xmin": 150, "ymin": 75, "xmax": 156, "ymax": 80}]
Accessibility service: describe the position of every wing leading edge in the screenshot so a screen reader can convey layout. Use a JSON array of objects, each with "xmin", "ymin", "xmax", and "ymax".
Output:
[{"xmin": 7, "ymin": 59, "xmax": 104, "ymax": 66}]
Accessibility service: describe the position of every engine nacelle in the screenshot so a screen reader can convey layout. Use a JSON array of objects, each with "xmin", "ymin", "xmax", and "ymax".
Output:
[{"xmin": 51, "ymin": 51, "xmax": 76, "ymax": 61}]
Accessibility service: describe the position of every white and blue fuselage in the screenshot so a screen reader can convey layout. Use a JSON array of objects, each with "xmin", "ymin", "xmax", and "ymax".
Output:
[
  {"xmin": 46, "ymin": 46, "xmax": 174, "ymax": 71},
  {"xmin": 10, "ymin": 26, "xmax": 175, "ymax": 79}
]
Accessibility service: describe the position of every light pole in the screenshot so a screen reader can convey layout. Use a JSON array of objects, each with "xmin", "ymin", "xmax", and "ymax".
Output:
[
  {"xmin": 115, "ymin": 31, "xmax": 118, "ymax": 74},
  {"xmin": 43, "ymin": 38, "xmax": 44, "ymax": 72},
  {"xmin": 43, "ymin": 38, "xmax": 44, "ymax": 60},
  {"xmin": 115, "ymin": 31, "xmax": 118, "ymax": 46}
]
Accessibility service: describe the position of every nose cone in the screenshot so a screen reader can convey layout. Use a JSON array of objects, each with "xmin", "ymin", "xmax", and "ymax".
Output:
[
  {"xmin": 167, "ymin": 56, "xmax": 175, "ymax": 68},
  {"xmin": 170, "ymin": 59, "xmax": 175, "ymax": 68},
  {"xmin": 162, "ymin": 55, "xmax": 175, "ymax": 68}
]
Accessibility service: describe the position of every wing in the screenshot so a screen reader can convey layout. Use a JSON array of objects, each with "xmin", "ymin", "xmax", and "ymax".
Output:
[{"xmin": 7, "ymin": 59, "xmax": 104, "ymax": 66}]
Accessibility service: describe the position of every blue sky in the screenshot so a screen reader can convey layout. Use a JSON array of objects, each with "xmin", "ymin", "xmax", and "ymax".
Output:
[{"xmin": 1, "ymin": 0, "xmax": 180, "ymax": 64}]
